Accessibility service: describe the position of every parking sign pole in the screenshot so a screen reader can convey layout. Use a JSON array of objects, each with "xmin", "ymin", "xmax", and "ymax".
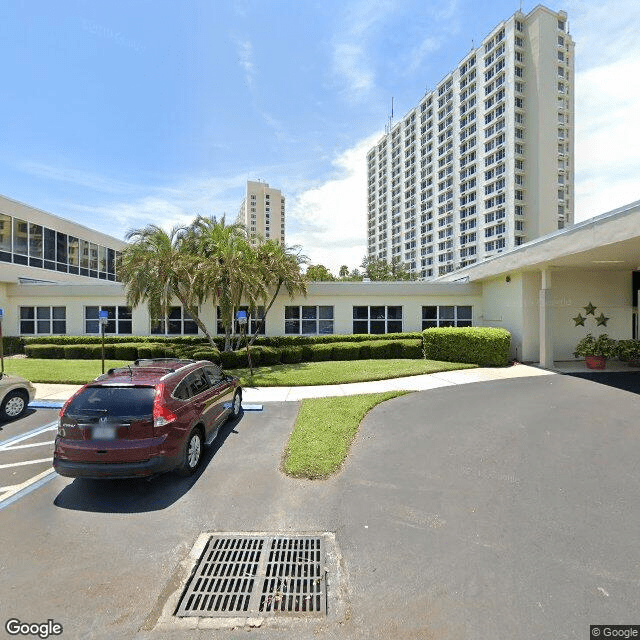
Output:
[{"xmin": 99, "ymin": 310, "xmax": 109, "ymax": 374}]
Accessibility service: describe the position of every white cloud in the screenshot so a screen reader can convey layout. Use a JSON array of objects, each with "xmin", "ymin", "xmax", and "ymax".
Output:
[
  {"xmin": 286, "ymin": 132, "xmax": 381, "ymax": 273},
  {"xmin": 568, "ymin": 0, "xmax": 640, "ymax": 219},
  {"xmin": 330, "ymin": 0, "xmax": 396, "ymax": 102},
  {"xmin": 235, "ymin": 37, "xmax": 256, "ymax": 90},
  {"xmin": 61, "ymin": 173, "xmax": 248, "ymax": 240},
  {"xmin": 574, "ymin": 58, "xmax": 640, "ymax": 219},
  {"xmin": 332, "ymin": 42, "xmax": 375, "ymax": 99}
]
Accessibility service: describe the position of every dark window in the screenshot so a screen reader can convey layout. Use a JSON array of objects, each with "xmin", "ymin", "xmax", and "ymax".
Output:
[
  {"xmin": 20, "ymin": 306, "xmax": 66, "ymax": 335},
  {"xmin": 284, "ymin": 306, "xmax": 334, "ymax": 335},
  {"xmin": 186, "ymin": 370, "xmax": 210, "ymax": 397},
  {"xmin": 216, "ymin": 306, "xmax": 264, "ymax": 336},
  {"xmin": 85, "ymin": 305, "xmax": 133, "ymax": 334},
  {"xmin": 65, "ymin": 386, "xmax": 156, "ymax": 419},
  {"xmin": 422, "ymin": 305, "xmax": 473, "ymax": 329},
  {"xmin": 352, "ymin": 306, "xmax": 403, "ymax": 334},
  {"xmin": 204, "ymin": 365, "xmax": 224, "ymax": 386},
  {"xmin": 153, "ymin": 306, "xmax": 200, "ymax": 335}
]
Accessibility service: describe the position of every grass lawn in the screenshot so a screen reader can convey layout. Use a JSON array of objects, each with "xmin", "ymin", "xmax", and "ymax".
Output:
[
  {"xmin": 231, "ymin": 358, "xmax": 476, "ymax": 387},
  {"xmin": 282, "ymin": 392, "xmax": 408, "ymax": 479},
  {"xmin": 2, "ymin": 357, "xmax": 476, "ymax": 386},
  {"xmin": 2, "ymin": 359, "xmax": 129, "ymax": 384}
]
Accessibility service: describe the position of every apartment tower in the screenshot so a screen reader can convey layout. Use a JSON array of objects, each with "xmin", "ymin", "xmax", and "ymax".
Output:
[
  {"xmin": 237, "ymin": 180, "xmax": 286, "ymax": 245},
  {"xmin": 366, "ymin": 5, "xmax": 574, "ymax": 278}
]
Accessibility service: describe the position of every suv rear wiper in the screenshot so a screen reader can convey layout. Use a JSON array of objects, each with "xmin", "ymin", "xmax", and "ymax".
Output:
[{"xmin": 66, "ymin": 408, "xmax": 109, "ymax": 417}]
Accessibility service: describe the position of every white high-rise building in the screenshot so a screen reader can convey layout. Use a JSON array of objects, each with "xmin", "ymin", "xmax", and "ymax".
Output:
[
  {"xmin": 367, "ymin": 5, "xmax": 574, "ymax": 278},
  {"xmin": 237, "ymin": 180, "xmax": 286, "ymax": 245}
]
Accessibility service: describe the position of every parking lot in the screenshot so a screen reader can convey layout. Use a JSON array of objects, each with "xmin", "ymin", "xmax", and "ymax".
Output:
[
  {"xmin": 0, "ymin": 408, "xmax": 59, "ymax": 511},
  {"xmin": 0, "ymin": 373, "xmax": 639, "ymax": 639}
]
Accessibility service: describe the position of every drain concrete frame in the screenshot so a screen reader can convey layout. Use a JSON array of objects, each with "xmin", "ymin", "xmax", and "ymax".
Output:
[{"xmin": 149, "ymin": 531, "xmax": 347, "ymax": 633}]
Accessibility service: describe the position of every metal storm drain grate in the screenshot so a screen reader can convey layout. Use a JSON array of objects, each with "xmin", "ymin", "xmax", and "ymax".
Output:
[{"xmin": 175, "ymin": 534, "xmax": 326, "ymax": 618}]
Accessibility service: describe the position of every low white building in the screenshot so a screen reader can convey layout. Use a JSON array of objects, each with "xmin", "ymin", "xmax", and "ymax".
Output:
[{"xmin": 1, "ymin": 194, "xmax": 639, "ymax": 367}]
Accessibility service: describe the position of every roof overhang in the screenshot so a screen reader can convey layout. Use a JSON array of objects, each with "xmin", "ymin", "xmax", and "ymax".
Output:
[{"xmin": 438, "ymin": 199, "xmax": 640, "ymax": 282}]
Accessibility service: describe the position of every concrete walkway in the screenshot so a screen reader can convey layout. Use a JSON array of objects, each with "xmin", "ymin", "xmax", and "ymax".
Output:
[{"xmin": 32, "ymin": 363, "xmax": 555, "ymax": 403}]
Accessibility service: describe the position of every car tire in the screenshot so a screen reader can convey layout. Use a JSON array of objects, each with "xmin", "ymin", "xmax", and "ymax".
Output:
[
  {"xmin": 228, "ymin": 390, "xmax": 242, "ymax": 421},
  {"xmin": 177, "ymin": 427, "xmax": 203, "ymax": 476},
  {"xmin": 1, "ymin": 390, "xmax": 28, "ymax": 421}
]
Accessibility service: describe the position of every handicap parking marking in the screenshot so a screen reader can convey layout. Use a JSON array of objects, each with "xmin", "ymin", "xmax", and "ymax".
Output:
[
  {"xmin": 0, "ymin": 421, "xmax": 59, "ymax": 511},
  {"xmin": 0, "ymin": 468, "xmax": 57, "ymax": 511},
  {"xmin": 0, "ymin": 421, "xmax": 57, "ymax": 450}
]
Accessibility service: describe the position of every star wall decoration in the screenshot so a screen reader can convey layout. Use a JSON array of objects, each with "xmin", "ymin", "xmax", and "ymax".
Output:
[
  {"xmin": 584, "ymin": 302, "xmax": 597, "ymax": 315},
  {"xmin": 572, "ymin": 313, "xmax": 586, "ymax": 326},
  {"xmin": 595, "ymin": 313, "xmax": 609, "ymax": 326}
]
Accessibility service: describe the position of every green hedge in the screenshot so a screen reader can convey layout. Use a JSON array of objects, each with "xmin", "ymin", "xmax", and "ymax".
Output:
[
  {"xmin": 279, "ymin": 346, "xmax": 303, "ymax": 364},
  {"xmin": 2, "ymin": 337, "xmax": 25, "ymax": 355},
  {"xmin": 191, "ymin": 348, "xmax": 222, "ymax": 364},
  {"xmin": 309, "ymin": 344, "xmax": 335, "ymax": 362},
  {"xmin": 62, "ymin": 344, "xmax": 102, "ymax": 359},
  {"xmin": 21, "ymin": 333, "xmax": 429, "ymax": 365},
  {"xmin": 138, "ymin": 343, "xmax": 174, "ymax": 359},
  {"xmin": 25, "ymin": 344, "xmax": 65, "ymax": 359},
  {"xmin": 330, "ymin": 343, "xmax": 361, "ymax": 361},
  {"xmin": 422, "ymin": 327, "xmax": 511, "ymax": 367}
]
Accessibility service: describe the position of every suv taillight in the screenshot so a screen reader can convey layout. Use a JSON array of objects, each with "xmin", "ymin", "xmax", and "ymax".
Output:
[
  {"xmin": 153, "ymin": 383, "xmax": 176, "ymax": 430},
  {"xmin": 58, "ymin": 387, "xmax": 85, "ymax": 434}
]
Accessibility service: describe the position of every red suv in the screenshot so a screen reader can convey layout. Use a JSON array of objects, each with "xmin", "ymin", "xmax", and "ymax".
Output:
[{"xmin": 53, "ymin": 359, "xmax": 242, "ymax": 479}]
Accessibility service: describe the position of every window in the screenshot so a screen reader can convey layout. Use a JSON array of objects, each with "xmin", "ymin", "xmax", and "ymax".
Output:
[
  {"xmin": 422, "ymin": 305, "xmax": 472, "ymax": 329},
  {"xmin": 86, "ymin": 306, "xmax": 133, "ymax": 334},
  {"xmin": 353, "ymin": 306, "xmax": 402, "ymax": 334},
  {"xmin": 285, "ymin": 306, "xmax": 334, "ymax": 335},
  {"xmin": 0, "ymin": 214, "xmax": 11, "ymax": 261},
  {"xmin": 20, "ymin": 306, "xmax": 66, "ymax": 335},
  {"xmin": 216, "ymin": 306, "xmax": 265, "ymax": 336}
]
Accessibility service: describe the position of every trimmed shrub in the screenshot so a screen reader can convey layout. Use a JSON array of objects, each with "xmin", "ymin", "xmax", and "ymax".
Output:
[
  {"xmin": 192, "ymin": 348, "xmax": 222, "ymax": 364},
  {"xmin": 422, "ymin": 327, "xmax": 511, "ymax": 367},
  {"xmin": 330, "ymin": 343, "xmax": 361, "ymax": 361},
  {"xmin": 62, "ymin": 344, "xmax": 102, "ymax": 359},
  {"xmin": 365, "ymin": 340, "xmax": 393, "ymax": 359},
  {"xmin": 111, "ymin": 343, "xmax": 142, "ymax": 360},
  {"xmin": 219, "ymin": 350, "xmax": 238, "ymax": 369},
  {"xmin": 250, "ymin": 346, "xmax": 280, "ymax": 366},
  {"xmin": 25, "ymin": 344, "xmax": 64, "ymax": 359},
  {"xmin": 401, "ymin": 339, "xmax": 424, "ymax": 359},
  {"xmin": 137, "ymin": 343, "xmax": 172, "ymax": 359},
  {"xmin": 2, "ymin": 337, "xmax": 25, "ymax": 355},
  {"xmin": 309, "ymin": 344, "xmax": 335, "ymax": 362},
  {"xmin": 280, "ymin": 346, "xmax": 303, "ymax": 364},
  {"xmin": 385, "ymin": 341, "xmax": 404, "ymax": 358},
  {"xmin": 219, "ymin": 350, "xmax": 249, "ymax": 369}
]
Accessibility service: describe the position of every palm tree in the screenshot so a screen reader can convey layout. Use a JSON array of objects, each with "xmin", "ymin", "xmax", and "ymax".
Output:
[
  {"xmin": 118, "ymin": 224, "xmax": 217, "ymax": 346},
  {"xmin": 247, "ymin": 240, "xmax": 308, "ymax": 347},
  {"xmin": 185, "ymin": 216, "xmax": 266, "ymax": 351}
]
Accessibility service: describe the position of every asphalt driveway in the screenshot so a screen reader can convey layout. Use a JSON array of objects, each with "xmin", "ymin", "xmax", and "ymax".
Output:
[{"xmin": 1, "ymin": 373, "xmax": 638, "ymax": 639}]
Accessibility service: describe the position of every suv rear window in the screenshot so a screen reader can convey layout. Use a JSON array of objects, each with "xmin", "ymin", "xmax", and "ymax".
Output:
[{"xmin": 65, "ymin": 386, "xmax": 156, "ymax": 419}]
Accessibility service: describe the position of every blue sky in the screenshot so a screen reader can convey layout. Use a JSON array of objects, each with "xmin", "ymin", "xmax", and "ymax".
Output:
[{"xmin": 1, "ymin": 0, "xmax": 639, "ymax": 272}]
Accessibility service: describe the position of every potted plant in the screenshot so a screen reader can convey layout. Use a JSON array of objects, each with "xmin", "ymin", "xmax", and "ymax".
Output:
[
  {"xmin": 616, "ymin": 339, "xmax": 640, "ymax": 367},
  {"xmin": 573, "ymin": 333, "xmax": 617, "ymax": 369}
]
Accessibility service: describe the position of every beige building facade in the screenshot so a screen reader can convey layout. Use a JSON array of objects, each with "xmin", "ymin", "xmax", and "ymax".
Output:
[
  {"xmin": 2, "ymin": 194, "xmax": 640, "ymax": 370},
  {"xmin": 236, "ymin": 180, "xmax": 286, "ymax": 245},
  {"xmin": 367, "ymin": 4, "xmax": 574, "ymax": 279}
]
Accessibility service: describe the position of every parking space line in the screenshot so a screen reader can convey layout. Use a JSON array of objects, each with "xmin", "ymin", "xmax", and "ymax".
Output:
[
  {"xmin": 0, "ymin": 458, "xmax": 52, "ymax": 470},
  {"xmin": 0, "ymin": 422, "xmax": 58, "ymax": 450},
  {"xmin": 2, "ymin": 441, "xmax": 55, "ymax": 451},
  {"xmin": 0, "ymin": 468, "xmax": 57, "ymax": 511}
]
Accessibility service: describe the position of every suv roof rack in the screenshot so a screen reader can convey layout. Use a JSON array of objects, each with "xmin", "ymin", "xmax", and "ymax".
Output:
[
  {"xmin": 98, "ymin": 359, "xmax": 197, "ymax": 380},
  {"xmin": 133, "ymin": 358, "xmax": 196, "ymax": 367}
]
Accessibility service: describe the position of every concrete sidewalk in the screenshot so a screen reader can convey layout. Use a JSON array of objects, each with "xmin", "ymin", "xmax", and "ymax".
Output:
[{"xmin": 33, "ymin": 363, "xmax": 554, "ymax": 403}]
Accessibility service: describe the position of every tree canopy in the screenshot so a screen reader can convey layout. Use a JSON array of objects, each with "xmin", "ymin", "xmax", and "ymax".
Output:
[{"xmin": 118, "ymin": 217, "xmax": 307, "ymax": 350}]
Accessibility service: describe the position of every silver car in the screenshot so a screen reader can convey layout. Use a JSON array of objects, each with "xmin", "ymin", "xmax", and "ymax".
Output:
[{"xmin": 0, "ymin": 373, "xmax": 36, "ymax": 421}]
